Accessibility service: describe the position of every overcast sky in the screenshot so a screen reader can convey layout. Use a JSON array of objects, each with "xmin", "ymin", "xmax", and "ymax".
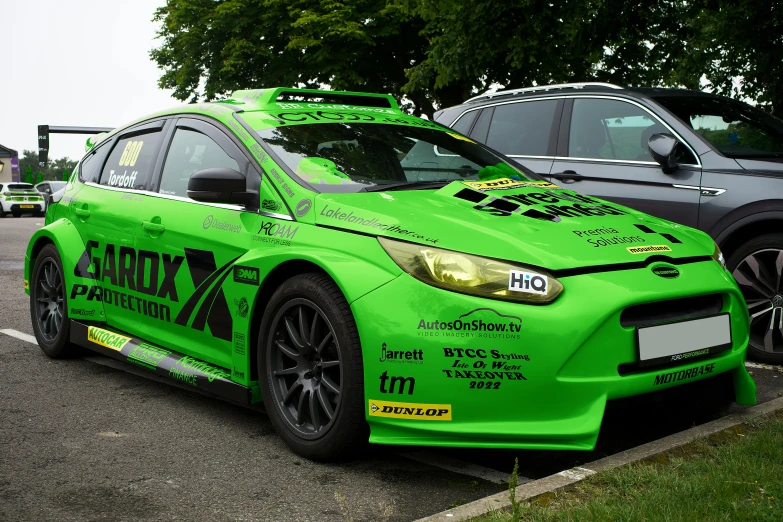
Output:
[{"xmin": 1, "ymin": 0, "xmax": 178, "ymax": 162}]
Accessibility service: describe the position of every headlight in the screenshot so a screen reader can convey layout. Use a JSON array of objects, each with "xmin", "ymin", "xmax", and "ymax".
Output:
[
  {"xmin": 379, "ymin": 237, "xmax": 563, "ymax": 304},
  {"xmin": 712, "ymin": 243, "xmax": 727, "ymax": 270}
]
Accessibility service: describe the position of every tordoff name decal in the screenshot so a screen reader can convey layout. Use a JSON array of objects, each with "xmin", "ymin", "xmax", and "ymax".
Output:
[
  {"xmin": 87, "ymin": 326, "xmax": 130, "ymax": 352},
  {"xmin": 368, "ymin": 400, "xmax": 452, "ymax": 420},
  {"xmin": 653, "ymin": 363, "xmax": 715, "ymax": 386}
]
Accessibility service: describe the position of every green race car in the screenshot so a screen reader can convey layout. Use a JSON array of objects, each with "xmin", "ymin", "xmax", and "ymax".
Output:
[{"xmin": 25, "ymin": 88, "xmax": 756, "ymax": 460}]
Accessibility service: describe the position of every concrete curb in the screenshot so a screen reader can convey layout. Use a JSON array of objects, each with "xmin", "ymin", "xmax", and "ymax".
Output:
[{"xmin": 415, "ymin": 396, "xmax": 783, "ymax": 521}]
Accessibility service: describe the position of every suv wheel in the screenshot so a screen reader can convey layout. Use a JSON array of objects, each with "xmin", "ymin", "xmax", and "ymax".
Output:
[
  {"xmin": 258, "ymin": 273, "xmax": 367, "ymax": 460},
  {"xmin": 727, "ymin": 233, "xmax": 783, "ymax": 364}
]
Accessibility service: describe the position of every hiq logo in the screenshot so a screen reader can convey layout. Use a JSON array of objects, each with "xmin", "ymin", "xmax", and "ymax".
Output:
[{"xmin": 508, "ymin": 270, "xmax": 548, "ymax": 295}]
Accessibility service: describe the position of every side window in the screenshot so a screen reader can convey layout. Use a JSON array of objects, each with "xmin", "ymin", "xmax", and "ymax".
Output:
[
  {"xmin": 159, "ymin": 128, "xmax": 240, "ymax": 198},
  {"xmin": 469, "ymin": 107, "xmax": 494, "ymax": 143},
  {"xmin": 79, "ymin": 142, "xmax": 111, "ymax": 184},
  {"xmin": 451, "ymin": 110, "xmax": 479, "ymax": 136},
  {"xmin": 99, "ymin": 130, "xmax": 164, "ymax": 189},
  {"xmin": 486, "ymin": 100, "xmax": 558, "ymax": 156},
  {"xmin": 569, "ymin": 99, "xmax": 693, "ymax": 162}
]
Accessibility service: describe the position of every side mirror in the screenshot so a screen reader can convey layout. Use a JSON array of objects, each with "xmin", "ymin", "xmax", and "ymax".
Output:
[
  {"xmin": 187, "ymin": 167, "xmax": 255, "ymax": 205},
  {"xmin": 648, "ymin": 133, "xmax": 681, "ymax": 173}
]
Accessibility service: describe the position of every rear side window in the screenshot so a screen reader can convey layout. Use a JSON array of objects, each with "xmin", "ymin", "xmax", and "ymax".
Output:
[
  {"xmin": 451, "ymin": 110, "xmax": 479, "ymax": 136},
  {"xmin": 99, "ymin": 130, "xmax": 164, "ymax": 190},
  {"xmin": 469, "ymin": 108, "xmax": 494, "ymax": 143},
  {"xmin": 80, "ymin": 141, "xmax": 112, "ymax": 183},
  {"xmin": 486, "ymin": 100, "xmax": 558, "ymax": 156}
]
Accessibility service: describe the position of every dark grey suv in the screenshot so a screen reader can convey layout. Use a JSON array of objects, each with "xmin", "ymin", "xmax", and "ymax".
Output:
[{"xmin": 435, "ymin": 83, "xmax": 783, "ymax": 363}]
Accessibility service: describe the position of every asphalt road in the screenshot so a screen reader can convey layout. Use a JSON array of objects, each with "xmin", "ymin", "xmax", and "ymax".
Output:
[{"xmin": 2, "ymin": 216, "xmax": 782, "ymax": 522}]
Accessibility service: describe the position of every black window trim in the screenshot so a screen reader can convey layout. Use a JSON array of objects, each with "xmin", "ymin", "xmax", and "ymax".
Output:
[{"xmin": 559, "ymin": 95, "xmax": 702, "ymax": 168}]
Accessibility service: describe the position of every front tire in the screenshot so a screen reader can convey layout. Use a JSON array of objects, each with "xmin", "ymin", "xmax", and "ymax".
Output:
[
  {"xmin": 727, "ymin": 233, "xmax": 783, "ymax": 364},
  {"xmin": 258, "ymin": 273, "xmax": 367, "ymax": 460},
  {"xmin": 30, "ymin": 244, "xmax": 78, "ymax": 358}
]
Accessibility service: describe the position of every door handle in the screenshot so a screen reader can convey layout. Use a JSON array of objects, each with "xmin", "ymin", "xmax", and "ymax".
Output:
[
  {"xmin": 551, "ymin": 170, "xmax": 584, "ymax": 183},
  {"xmin": 74, "ymin": 208, "xmax": 91, "ymax": 218},
  {"xmin": 142, "ymin": 221, "xmax": 165, "ymax": 233}
]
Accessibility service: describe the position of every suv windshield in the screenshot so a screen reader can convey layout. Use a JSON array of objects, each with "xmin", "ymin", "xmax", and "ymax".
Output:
[
  {"xmin": 255, "ymin": 123, "xmax": 540, "ymax": 193},
  {"xmin": 655, "ymin": 96, "xmax": 783, "ymax": 158}
]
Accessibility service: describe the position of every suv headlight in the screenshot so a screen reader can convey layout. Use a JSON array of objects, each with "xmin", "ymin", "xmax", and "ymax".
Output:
[
  {"xmin": 712, "ymin": 243, "xmax": 727, "ymax": 270},
  {"xmin": 379, "ymin": 237, "xmax": 563, "ymax": 304}
]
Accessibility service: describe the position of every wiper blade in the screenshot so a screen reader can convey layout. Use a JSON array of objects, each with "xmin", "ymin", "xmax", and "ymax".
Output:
[{"xmin": 362, "ymin": 180, "xmax": 451, "ymax": 192}]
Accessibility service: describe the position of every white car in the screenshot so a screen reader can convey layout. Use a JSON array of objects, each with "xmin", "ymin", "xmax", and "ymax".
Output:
[
  {"xmin": 35, "ymin": 181, "xmax": 67, "ymax": 213},
  {"xmin": 0, "ymin": 182, "xmax": 45, "ymax": 217}
]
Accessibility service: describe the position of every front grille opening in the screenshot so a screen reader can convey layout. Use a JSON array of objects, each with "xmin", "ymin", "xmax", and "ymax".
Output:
[{"xmin": 620, "ymin": 294, "xmax": 724, "ymax": 328}]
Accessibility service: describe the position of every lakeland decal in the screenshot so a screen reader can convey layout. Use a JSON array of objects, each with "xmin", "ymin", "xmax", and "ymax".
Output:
[
  {"xmin": 368, "ymin": 400, "xmax": 452, "ymax": 420},
  {"xmin": 87, "ymin": 326, "xmax": 131, "ymax": 352},
  {"xmin": 320, "ymin": 205, "xmax": 438, "ymax": 244},
  {"xmin": 417, "ymin": 308, "xmax": 522, "ymax": 339}
]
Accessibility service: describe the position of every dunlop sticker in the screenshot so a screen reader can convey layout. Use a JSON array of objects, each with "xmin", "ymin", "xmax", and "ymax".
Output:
[
  {"xmin": 368, "ymin": 400, "xmax": 452, "ymax": 421},
  {"xmin": 87, "ymin": 326, "xmax": 131, "ymax": 352},
  {"xmin": 626, "ymin": 245, "xmax": 673, "ymax": 255},
  {"xmin": 462, "ymin": 178, "xmax": 559, "ymax": 192}
]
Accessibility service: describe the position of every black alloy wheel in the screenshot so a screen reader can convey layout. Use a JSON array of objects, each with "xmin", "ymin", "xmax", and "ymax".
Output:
[
  {"xmin": 30, "ymin": 243, "xmax": 78, "ymax": 358},
  {"xmin": 268, "ymin": 299, "xmax": 342, "ymax": 437},
  {"xmin": 728, "ymin": 234, "xmax": 783, "ymax": 364},
  {"xmin": 259, "ymin": 273, "xmax": 367, "ymax": 460}
]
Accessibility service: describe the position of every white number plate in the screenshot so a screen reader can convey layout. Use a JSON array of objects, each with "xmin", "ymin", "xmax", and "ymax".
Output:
[{"xmin": 637, "ymin": 314, "xmax": 731, "ymax": 367}]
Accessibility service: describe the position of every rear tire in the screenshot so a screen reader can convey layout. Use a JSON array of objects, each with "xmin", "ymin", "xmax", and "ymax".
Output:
[
  {"xmin": 258, "ymin": 272, "xmax": 367, "ymax": 460},
  {"xmin": 30, "ymin": 244, "xmax": 79, "ymax": 358},
  {"xmin": 726, "ymin": 233, "xmax": 783, "ymax": 364}
]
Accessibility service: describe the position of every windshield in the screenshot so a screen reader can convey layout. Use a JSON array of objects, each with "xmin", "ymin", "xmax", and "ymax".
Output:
[
  {"xmin": 655, "ymin": 96, "xmax": 783, "ymax": 158},
  {"xmin": 255, "ymin": 123, "xmax": 540, "ymax": 192}
]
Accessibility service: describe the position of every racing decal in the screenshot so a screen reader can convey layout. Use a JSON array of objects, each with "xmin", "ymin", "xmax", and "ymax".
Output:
[
  {"xmin": 572, "ymin": 227, "xmax": 647, "ymax": 248},
  {"xmin": 295, "ymin": 199, "xmax": 312, "ymax": 217},
  {"xmin": 261, "ymin": 199, "xmax": 282, "ymax": 212},
  {"xmin": 417, "ymin": 308, "xmax": 522, "ymax": 339},
  {"xmin": 268, "ymin": 168, "xmax": 296, "ymax": 198},
  {"xmin": 634, "ymin": 224, "xmax": 681, "ymax": 244},
  {"xmin": 508, "ymin": 270, "xmax": 548, "ymax": 295},
  {"xmin": 320, "ymin": 205, "xmax": 439, "ymax": 244},
  {"xmin": 652, "ymin": 265, "xmax": 680, "ymax": 278},
  {"xmin": 236, "ymin": 297, "xmax": 249, "ymax": 318},
  {"xmin": 249, "ymin": 143, "xmax": 269, "ymax": 163},
  {"xmin": 379, "ymin": 342, "xmax": 423, "ymax": 364},
  {"xmin": 653, "ymin": 363, "xmax": 716, "ymax": 386},
  {"xmin": 233, "ymin": 265, "xmax": 260, "ymax": 286},
  {"xmin": 203, "ymin": 214, "xmax": 241, "ymax": 233},
  {"xmin": 453, "ymin": 187, "xmax": 629, "ymax": 222},
  {"xmin": 69, "ymin": 307, "xmax": 95, "ymax": 317},
  {"xmin": 118, "ymin": 141, "xmax": 144, "ymax": 167},
  {"xmin": 70, "ymin": 322, "xmax": 247, "ymax": 403},
  {"xmin": 71, "ymin": 243, "xmax": 239, "ymax": 342},
  {"xmin": 368, "ymin": 400, "xmax": 452, "ymax": 420},
  {"xmin": 441, "ymin": 347, "xmax": 529, "ymax": 389},
  {"xmin": 87, "ymin": 326, "xmax": 131, "ymax": 352},
  {"xmin": 461, "ymin": 178, "xmax": 559, "ymax": 192},
  {"xmin": 233, "ymin": 332, "xmax": 246, "ymax": 355},
  {"xmin": 252, "ymin": 221, "xmax": 299, "ymax": 246},
  {"xmin": 627, "ymin": 245, "xmax": 673, "ymax": 254},
  {"xmin": 379, "ymin": 371, "xmax": 415, "ymax": 395}
]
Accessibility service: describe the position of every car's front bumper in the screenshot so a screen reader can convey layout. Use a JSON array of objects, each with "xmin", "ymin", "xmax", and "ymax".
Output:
[{"xmin": 352, "ymin": 258, "xmax": 755, "ymax": 450}]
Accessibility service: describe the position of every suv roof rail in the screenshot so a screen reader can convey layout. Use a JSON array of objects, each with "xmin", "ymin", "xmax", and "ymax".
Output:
[{"xmin": 466, "ymin": 82, "xmax": 624, "ymax": 103}]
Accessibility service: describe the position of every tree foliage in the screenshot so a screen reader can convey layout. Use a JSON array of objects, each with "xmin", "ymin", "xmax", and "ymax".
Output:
[
  {"xmin": 18, "ymin": 150, "xmax": 77, "ymax": 183},
  {"xmin": 151, "ymin": 0, "xmax": 782, "ymax": 116}
]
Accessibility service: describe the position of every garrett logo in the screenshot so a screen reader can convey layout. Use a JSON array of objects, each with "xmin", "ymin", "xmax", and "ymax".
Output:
[
  {"xmin": 202, "ymin": 215, "xmax": 214, "ymax": 229},
  {"xmin": 368, "ymin": 400, "xmax": 452, "ymax": 420},
  {"xmin": 652, "ymin": 266, "xmax": 680, "ymax": 278}
]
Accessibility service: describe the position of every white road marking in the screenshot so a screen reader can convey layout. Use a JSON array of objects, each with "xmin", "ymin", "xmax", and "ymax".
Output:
[
  {"xmin": 397, "ymin": 450, "xmax": 518, "ymax": 484},
  {"xmin": 0, "ymin": 329, "xmax": 38, "ymax": 345},
  {"xmin": 557, "ymin": 467, "xmax": 596, "ymax": 480}
]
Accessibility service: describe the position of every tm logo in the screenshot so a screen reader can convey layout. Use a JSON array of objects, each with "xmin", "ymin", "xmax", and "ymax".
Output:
[{"xmin": 233, "ymin": 265, "xmax": 260, "ymax": 286}]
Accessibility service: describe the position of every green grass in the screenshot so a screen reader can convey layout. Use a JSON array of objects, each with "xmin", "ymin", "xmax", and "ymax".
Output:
[{"xmin": 474, "ymin": 411, "xmax": 783, "ymax": 522}]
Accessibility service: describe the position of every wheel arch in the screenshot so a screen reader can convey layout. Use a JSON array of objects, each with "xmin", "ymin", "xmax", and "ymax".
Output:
[{"xmin": 713, "ymin": 210, "xmax": 783, "ymax": 260}]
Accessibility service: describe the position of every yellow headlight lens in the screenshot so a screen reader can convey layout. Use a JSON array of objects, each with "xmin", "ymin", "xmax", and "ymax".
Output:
[{"xmin": 379, "ymin": 237, "xmax": 563, "ymax": 304}]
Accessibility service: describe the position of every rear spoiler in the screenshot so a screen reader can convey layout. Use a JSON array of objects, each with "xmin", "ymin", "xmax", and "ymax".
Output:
[{"xmin": 38, "ymin": 125, "xmax": 113, "ymax": 167}]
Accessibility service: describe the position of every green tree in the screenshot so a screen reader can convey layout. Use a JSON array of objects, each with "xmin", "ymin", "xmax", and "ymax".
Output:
[
  {"xmin": 24, "ymin": 167, "xmax": 32, "ymax": 184},
  {"xmin": 150, "ymin": 0, "xmax": 469, "ymax": 117},
  {"xmin": 18, "ymin": 150, "xmax": 77, "ymax": 183}
]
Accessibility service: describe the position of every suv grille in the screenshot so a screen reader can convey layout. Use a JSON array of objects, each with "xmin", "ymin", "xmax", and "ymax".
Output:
[{"xmin": 620, "ymin": 294, "xmax": 724, "ymax": 328}]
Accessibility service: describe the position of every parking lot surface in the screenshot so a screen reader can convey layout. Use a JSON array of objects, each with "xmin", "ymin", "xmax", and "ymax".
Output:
[{"xmin": 2, "ymin": 217, "xmax": 782, "ymax": 521}]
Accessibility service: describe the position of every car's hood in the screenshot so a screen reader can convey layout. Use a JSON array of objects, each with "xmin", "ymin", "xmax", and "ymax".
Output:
[{"xmin": 313, "ymin": 179, "xmax": 714, "ymax": 270}]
